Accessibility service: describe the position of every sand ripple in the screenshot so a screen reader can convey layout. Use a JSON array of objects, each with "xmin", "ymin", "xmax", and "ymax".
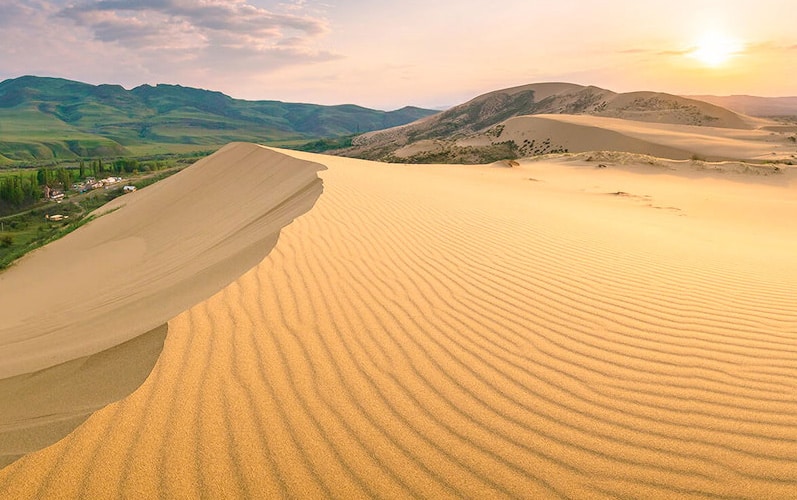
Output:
[{"xmin": 1, "ymin": 150, "xmax": 795, "ymax": 498}]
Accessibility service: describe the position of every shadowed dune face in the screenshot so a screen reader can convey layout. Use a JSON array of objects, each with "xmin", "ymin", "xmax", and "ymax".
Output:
[
  {"xmin": 0, "ymin": 324, "xmax": 168, "ymax": 468},
  {"xmin": 0, "ymin": 150, "xmax": 795, "ymax": 498}
]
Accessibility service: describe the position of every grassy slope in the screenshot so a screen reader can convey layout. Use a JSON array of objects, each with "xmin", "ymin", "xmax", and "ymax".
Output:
[{"xmin": 0, "ymin": 76, "xmax": 438, "ymax": 162}]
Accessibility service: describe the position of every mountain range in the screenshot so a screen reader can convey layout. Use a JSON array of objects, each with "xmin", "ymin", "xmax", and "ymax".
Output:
[
  {"xmin": 0, "ymin": 76, "xmax": 436, "ymax": 163},
  {"xmin": 2, "ymin": 77, "xmax": 794, "ymax": 165}
]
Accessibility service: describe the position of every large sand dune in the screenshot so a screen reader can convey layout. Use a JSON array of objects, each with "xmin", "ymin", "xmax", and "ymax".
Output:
[
  {"xmin": 347, "ymin": 83, "xmax": 763, "ymax": 162},
  {"xmin": 1, "ymin": 147, "xmax": 797, "ymax": 498},
  {"xmin": 500, "ymin": 115, "xmax": 797, "ymax": 161},
  {"xmin": 453, "ymin": 114, "xmax": 796, "ymax": 162},
  {"xmin": 0, "ymin": 142, "xmax": 324, "ymax": 467}
]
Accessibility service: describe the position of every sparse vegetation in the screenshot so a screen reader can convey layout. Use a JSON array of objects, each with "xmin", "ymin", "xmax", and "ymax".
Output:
[
  {"xmin": 516, "ymin": 137, "xmax": 568, "ymax": 156},
  {"xmin": 294, "ymin": 135, "xmax": 355, "ymax": 153},
  {"xmin": 386, "ymin": 141, "xmax": 524, "ymax": 164},
  {"xmin": 485, "ymin": 125, "xmax": 505, "ymax": 138}
]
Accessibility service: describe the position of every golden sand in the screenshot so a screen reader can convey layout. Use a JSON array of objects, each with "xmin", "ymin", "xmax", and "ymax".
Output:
[{"xmin": 1, "ymin": 146, "xmax": 796, "ymax": 498}]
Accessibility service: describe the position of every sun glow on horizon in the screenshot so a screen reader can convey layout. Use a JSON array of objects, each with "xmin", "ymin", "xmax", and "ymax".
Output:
[{"xmin": 688, "ymin": 32, "xmax": 744, "ymax": 67}]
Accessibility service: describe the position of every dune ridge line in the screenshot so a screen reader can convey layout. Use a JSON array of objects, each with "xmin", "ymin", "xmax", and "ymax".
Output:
[
  {"xmin": 0, "ymin": 142, "xmax": 326, "ymax": 379},
  {"xmin": 0, "ymin": 142, "xmax": 325, "ymax": 467}
]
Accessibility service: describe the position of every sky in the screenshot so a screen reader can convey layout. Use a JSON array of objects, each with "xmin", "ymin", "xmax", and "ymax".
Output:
[{"xmin": 0, "ymin": 0, "xmax": 795, "ymax": 110}]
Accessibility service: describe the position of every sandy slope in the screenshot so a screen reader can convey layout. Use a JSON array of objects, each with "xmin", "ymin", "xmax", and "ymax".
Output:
[
  {"xmin": 464, "ymin": 114, "xmax": 797, "ymax": 161},
  {"xmin": 0, "ymin": 143, "xmax": 324, "ymax": 468},
  {"xmin": 1, "ymin": 148, "xmax": 797, "ymax": 498},
  {"xmin": 688, "ymin": 95, "xmax": 797, "ymax": 117},
  {"xmin": 349, "ymin": 83, "xmax": 762, "ymax": 162}
]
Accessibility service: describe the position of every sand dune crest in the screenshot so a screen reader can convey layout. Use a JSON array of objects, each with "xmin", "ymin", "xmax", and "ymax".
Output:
[{"xmin": 0, "ymin": 143, "xmax": 325, "ymax": 468}]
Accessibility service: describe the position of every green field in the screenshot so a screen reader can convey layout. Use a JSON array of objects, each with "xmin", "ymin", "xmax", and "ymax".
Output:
[
  {"xmin": 0, "ymin": 165, "xmax": 184, "ymax": 270},
  {"xmin": 0, "ymin": 194, "xmax": 104, "ymax": 269}
]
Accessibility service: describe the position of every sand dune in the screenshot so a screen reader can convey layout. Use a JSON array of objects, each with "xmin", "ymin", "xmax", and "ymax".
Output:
[
  {"xmin": 465, "ymin": 114, "xmax": 797, "ymax": 161},
  {"xmin": 348, "ymin": 83, "xmax": 762, "ymax": 162},
  {"xmin": 0, "ymin": 143, "xmax": 324, "ymax": 468},
  {"xmin": 688, "ymin": 95, "xmax": 797, "ymax": 117},
  {"xmin": 1, "ymin": 147, "xmax": 797, "ymax": 498}
]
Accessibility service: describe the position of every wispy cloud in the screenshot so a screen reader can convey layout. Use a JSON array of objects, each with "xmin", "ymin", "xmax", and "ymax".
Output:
[
  {"xmin": 617, "ymin": 47, "xmax": 696, "ymax": 57},
  {"xmin": 0, "ymin": 0, "xmax": 338, "ymax": 90},
  {"xmin": 658, "ymin": 48, "xmax": 694, "ymax": 56},
  {"xmin": 58, "ymin": 0, "xmax": 331, "ymax": 51},
  {"xmin": 749, "ymin": 41, "xmax": 797, "ymax": 53}
]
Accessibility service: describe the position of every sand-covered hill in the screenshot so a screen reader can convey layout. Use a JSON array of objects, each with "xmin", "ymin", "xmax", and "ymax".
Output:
[
  {"xmin": 443, "ymin": 114, "xmax": 797, "ymax": 162},
  {"xmin": 0, "ymin": 143, "xmax": 324, "ymax": 466},
  {"xmin": 689, "ymin": 95, "xmax": 797, "ymax": 117},
  {"xmin": 343, "ymin": 83, "xmax": 763, "ymax": 162},
  {"xmin": 1, "ymin": 145, "xmax": 796, "ymax": 498}
]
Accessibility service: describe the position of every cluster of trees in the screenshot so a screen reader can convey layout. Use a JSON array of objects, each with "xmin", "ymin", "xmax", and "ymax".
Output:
[
  {"xmin": 0, "ymin": 173, "xmax": 42, "ymax": 210},
  {"xmin": 81, "ymin": 158, "xmax": 164, "ymax": 176},
  {"xmin": 0, "ymin": 157, "xmax": 168, "ymax": 213},
  {"xmin": 36, "ymin": 167, "xmax": 74, "ymax": 190},
  {"xmin": 1, "ymin": 167, "xmax": 75, "ymax": 211}
]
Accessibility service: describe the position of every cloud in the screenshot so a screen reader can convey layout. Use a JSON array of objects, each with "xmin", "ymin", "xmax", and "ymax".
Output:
[
  {"xmin": 658, "ymin": 48, "xmax": 694, "ymax": 56},
  {"xmin": 750, "ymin": 41, "xmax": 797, "ymax": 53},
  {"xmin": 58, "ymin": 0, "xmax": 330, "ymax": 48},
  {"xmin": 0, "ymin": 0, "xmax": 338, "ymax": 90},
  {"xmin": 617, "ymin": 47, "xmax": 696, "ymax": 57}
]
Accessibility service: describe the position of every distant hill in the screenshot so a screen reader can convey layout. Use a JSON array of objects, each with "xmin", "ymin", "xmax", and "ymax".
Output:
[
  {"xmin": 341, "ymin": 83, "xmax": 758, "ymax": 162},
  {"xmin": 0, "ymin": 76, "xmax": 437, "ymax": 163},
  {"xmin": 687, "ymin": 95, "xmax": 797, "ymax": 117}
]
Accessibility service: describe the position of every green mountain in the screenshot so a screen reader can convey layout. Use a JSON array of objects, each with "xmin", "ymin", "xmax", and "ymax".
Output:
[{"xmin": 0, "ymin": 76, "xmax": 437, "ymax": 163}]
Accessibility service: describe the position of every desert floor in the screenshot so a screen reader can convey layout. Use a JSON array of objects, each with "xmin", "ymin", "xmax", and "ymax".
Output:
[{"xmin": 1, "ymin": 144, "xmax": 796, "ymax": 498}]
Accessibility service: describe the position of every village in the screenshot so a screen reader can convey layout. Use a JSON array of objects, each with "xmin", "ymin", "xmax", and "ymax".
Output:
[
  {"xmin": 1, "ymin": 163, "xmax": 182, "ymax": 269},
  {"xmin": 44, "ymin": 176, "xmax": 136, "ymax": 204},
  {"xmin": 41, "ymin": 176, "xmax": 136, "ymax": 224}
]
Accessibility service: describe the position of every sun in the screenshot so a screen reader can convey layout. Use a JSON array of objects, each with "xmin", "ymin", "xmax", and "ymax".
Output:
[{"xmin": 688, "ymin": 32, "xmax": 743, "ymax": 67}]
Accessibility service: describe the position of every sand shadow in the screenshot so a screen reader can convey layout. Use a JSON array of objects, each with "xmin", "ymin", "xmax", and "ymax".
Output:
[{"xmin": 0, "ymin": 323, "xmax": 168, "ymax": 469}]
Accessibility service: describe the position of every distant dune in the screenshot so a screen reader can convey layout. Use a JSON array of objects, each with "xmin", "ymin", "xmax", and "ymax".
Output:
[
  {"xmin": 452, "ymin": 114, "xmax": 797, "ymax": 162},
  {"xmin": 1, "ymin": 146, "xmax": 796, "ymax": 498},
  {"xmin": 344, "ymin": 82, "xmax": 766, "ymax": 162},
  {"xmin": 688, "ymin": 95, "xmax": 797, "ymax": 117}
]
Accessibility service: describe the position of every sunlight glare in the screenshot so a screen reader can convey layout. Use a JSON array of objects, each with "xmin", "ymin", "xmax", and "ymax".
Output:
[{"xmin": 689, "ymin": 32, "xmax": 743, "ymax": 67}]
